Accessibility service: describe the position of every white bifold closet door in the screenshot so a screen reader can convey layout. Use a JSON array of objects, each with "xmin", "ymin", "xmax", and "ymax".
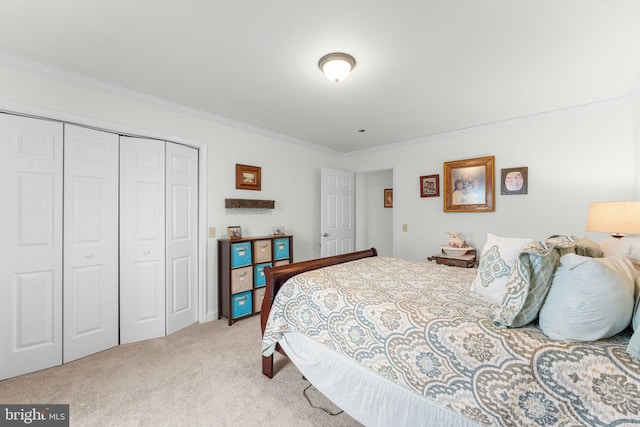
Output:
[
  {"xmin": 0, "ymin": 116, "xmax": 200, "ymax": 379},
  {"xmin": 120, "ymin": 138, "xmax": 198, "ymax": 343},
  {"xmin": 0, "ymin": 114, "xmax": 63, "ymax": 380},
  {"xmin": 63, "ymin": 125, "xmax": 119, "ymax": 363},
  {"xmin": 165, "ymin": 143, "xmax": 198, "ymax": 335},
  {"xmin": 119, "ymin": 137, "xmax": 166, "ymax": 344}
]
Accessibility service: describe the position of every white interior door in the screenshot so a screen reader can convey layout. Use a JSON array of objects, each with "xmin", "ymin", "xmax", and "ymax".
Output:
[
  {"xmin": 63, "ymin": 125, "xmax": 119, "ymax": 362},
  {"xmin": 320, "ymin": 168, "xmax": 355, "ymax": 257},
  {"xmin": 120, "ymin": 137, "xmax": 166, "ymax": 344},
  {"xmin": 165, "ymin": 142, "xmax": 198, "ymax": 335},
  {"xmin": 0, "ymin": 114, "xmax": 63, "ymax": 380}
]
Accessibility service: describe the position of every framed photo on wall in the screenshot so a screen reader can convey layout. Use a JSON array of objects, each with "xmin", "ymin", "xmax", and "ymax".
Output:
[
  {"xmin": 420, "ymin": 174, "xmax": 439, "ymax": 198},
  {"xmin": 443, "ymin": 156, "xmax": 495, "ymax": 212},
  {"xmin": 235, "ymin": 164, "xmax": 261, "ymax": 190},
  {"xmin": 384, "ymin": 188, "xmax": 393, "ymax": 208},
  {"xmin": 501, "ymin": 167, "xmax": 528, "ymax": 195}
]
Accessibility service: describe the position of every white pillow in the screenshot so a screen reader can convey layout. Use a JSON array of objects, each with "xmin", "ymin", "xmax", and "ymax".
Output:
[
  {"xmin": 472, "ymin": 233, "xmax": 532, "ymax": 303},
  {"xmin": 600, "ymin": 237, "xmax": 640, "ymax": 329},
  {"xmin": 539, "ymin": 253, "xmax": 637, "ymax": 341},
  {"xmin": 600, "ymin": 237, "xmax": 640, "ymax": 269}
]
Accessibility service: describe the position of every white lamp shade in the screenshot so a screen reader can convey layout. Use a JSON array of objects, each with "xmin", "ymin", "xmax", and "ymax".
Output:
[
  {"xmin": 586, "ymin": 201, "xmax": 640, "ymax": 236},
  {"xmin": 318, "ymin": 52, "xmax": 356, "ymax": 83},
  {"xmin": 321, "ymin": 59, "xmax": 352, "ymax": 82}
]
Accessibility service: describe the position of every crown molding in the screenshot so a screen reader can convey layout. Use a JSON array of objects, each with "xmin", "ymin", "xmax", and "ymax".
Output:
[
  {"xmin": 344, "ymin": 95, "xmax": 630, "ymax": 157},
  {"xmin": 0, "ymin": 52, "xmax": 636, "ymax": 158},
  {"xmin": 627, "ymin": 71, "xmax": 640, "ymax": 99},
  {"xmin": 0, "ymin": 52, "xmax": 341, "ymax": 156}
]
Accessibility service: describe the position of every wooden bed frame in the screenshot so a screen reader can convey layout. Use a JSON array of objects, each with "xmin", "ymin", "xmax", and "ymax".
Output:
[{"xmin": 260, "ymin": 248, "xmax": 378, "ymax": 378}]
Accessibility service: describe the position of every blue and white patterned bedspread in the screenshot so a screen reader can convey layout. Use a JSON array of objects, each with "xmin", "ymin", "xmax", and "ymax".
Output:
[{"xmin": 261, "ymin": 256, "xmax": 640, "ymax": 426}]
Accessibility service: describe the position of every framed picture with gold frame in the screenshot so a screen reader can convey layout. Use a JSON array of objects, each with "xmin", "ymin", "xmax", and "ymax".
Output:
[
  {"xmin": 384, "ymin": 188, "xmax": 393, "ymax": 208},
  {"xmin": 443, "ymin": 156, "xmax": 495, "ymax": 212},
  {"xmin": 235, "ymin": 164, "xmax": 261, "ymax": 190}
]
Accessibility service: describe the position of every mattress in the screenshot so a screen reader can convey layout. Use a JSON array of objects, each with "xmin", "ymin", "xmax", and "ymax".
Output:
[
  {"xmin": 279, "ymin": 331, "xmax": 479, "ymax": 426},
  {"xmin": 262, "ymin": 256, "xmax": 640, "ymax": 426}
]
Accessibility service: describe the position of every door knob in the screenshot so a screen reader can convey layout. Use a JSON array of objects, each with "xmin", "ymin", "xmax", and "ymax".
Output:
[{"xmin": 321, "ymin": 233, "xmax": 329, "ymax": 237}]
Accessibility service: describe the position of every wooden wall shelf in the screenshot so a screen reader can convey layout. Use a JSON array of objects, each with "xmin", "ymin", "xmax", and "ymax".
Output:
[{"xmin": 225, "ymin": 198, "xmax": 275, "ymax": 209}]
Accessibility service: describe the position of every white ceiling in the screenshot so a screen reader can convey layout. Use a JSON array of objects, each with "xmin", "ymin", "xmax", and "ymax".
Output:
[{"xmin": 1, "ymin": 1, "xmax": 639, "ymax": 153}]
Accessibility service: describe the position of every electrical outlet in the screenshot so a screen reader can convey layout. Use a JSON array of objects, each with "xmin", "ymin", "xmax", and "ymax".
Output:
[
  {"xmin": 208, "ymin": 227, "xmax": 216, "ymax": 238},
  {"xmin": 402, "ymin": 224, "xmax": 408, "ymax": 232}
]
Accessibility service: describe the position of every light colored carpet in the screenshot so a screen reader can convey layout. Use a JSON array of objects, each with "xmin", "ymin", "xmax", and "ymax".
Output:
[{"xmin": 0, "ymin": 316, "xmax": 362, "ymax": 426}]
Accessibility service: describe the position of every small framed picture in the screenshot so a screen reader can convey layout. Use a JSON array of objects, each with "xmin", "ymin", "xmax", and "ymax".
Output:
[
  {"xmin": 272, "ymin": 226, "xmax": 285, "ymax": 236},
  {"xmin": 235, "ymin": 164, "xmax": 261, "ymax": 191},
  {"xmin": 420, "ymin": 174, "xmax": 439, "ymax": 198},
  {"xmin": 227, "ymin": 226, "xmax": 242, "ymax": 239},
  {"xmin": 384, "ymin": 188, "xmax": 393, "ymax": 208},
  {"xmin": 501, "ymin": 167, "xmax": 528, "ymax": 195}
]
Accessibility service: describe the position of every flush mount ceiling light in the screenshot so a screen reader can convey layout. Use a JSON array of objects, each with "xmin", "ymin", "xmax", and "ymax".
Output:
[{"xmin": 318, "ymin": 52, "xmax": 356, "ymax": 83}]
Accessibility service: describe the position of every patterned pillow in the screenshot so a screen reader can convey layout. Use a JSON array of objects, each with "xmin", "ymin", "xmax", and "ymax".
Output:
[
  {"xmin": 472, "ymin": 234, "xmax": 532, "ymax": 303},
  {"xmin": 492, "ymin": 235, "xmax": 578, "ymax": 328},
  {"xmin": 491, "ymin": 237, "xmax": 577, "ymax": 328}
]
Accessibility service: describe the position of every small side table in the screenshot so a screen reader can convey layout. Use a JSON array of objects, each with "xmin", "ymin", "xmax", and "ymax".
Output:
[{"xmin": 428, "ymin": 249, "xmax": 477, "ymax": 268}]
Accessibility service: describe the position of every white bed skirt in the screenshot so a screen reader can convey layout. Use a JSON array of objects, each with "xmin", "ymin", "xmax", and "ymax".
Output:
[{"xmin": 279, "ymin": 332, "xmax": 480, "ymax": 427}]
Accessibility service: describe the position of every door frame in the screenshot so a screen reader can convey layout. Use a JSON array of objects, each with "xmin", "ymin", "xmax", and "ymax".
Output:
[{"xmin": 0, "ymin": 100, "xmax": 211, "ymax": 323}]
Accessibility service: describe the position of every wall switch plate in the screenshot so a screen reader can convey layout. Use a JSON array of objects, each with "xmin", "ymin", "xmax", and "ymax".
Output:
[
  {"xmin": 402, "ymin": 224, "xmax": 408, "ymax": 232},
  {"xmin": 209, "ymin": 227, "xmax": 216, "ymax": 238}
]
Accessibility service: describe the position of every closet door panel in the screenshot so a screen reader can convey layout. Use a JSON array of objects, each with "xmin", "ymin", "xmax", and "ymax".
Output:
[
  {"xmin": 166, "ymin": 143, "xmax": 198, "ymax": 335},
  {"xmin": 0, "ymin": 114, "xmax": 63, "ymax": 380},
  {"xmin": 63, "ymin": 125, "xmax": 119, "ymax": 363},
  {"xmin": 120, "ymin": 137, "xmax": 166, "ymax": 344}
]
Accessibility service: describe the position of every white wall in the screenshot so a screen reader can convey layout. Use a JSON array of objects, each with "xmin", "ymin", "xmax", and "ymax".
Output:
[
  {"xmin": 0, "ymin": 64, "xmax": 343, "ymax": 321},
  {"xmin": 1, "ymin": 63, "xmax": 638, "ymax": 320},
  {"xmin": 346, "ymin": 101, "xmax": 636, "ymax": 261},
  {"xmin": 355, "ymin": 169, "xmax": 393, "ymax": 256}
]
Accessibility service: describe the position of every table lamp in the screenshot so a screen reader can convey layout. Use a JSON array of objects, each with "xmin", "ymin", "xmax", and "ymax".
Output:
[{"xmin": 586, "ymin": 201, "xmax": 640, "ymax": 238}]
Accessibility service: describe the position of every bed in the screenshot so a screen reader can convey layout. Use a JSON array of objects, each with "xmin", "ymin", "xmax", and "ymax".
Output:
[{"xmin": 260, "ymin": 245, "xmax": 640, "ymax": 426}]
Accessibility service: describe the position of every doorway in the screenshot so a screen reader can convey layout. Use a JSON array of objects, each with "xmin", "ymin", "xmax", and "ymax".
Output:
[{"xmin": 355, "ymin": 169, "xmax": 394, "ymax": 257}]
